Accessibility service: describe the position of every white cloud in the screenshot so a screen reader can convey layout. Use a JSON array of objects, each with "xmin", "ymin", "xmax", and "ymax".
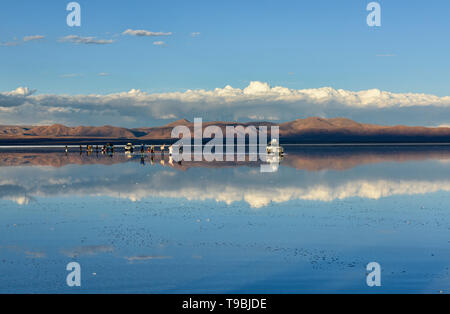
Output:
[
  {"xmin": 190, "ymin": 32, "xmax": 200, "ymax": 37},
  {"xmin": 0, "ymin": 41, "xmax": 20, "ymax": 47},
  {"xmin": 60, "ymin": 73, "xmax": 82, "ymax": 78},
  {"xmin": 123, "ymin": 29, "xmax": 172, "ymax": 37},
  {"xmin": 1, "ymin": 35, "xmax": 45, "ymax": 47},
  {"xmin": 23, "ymin": 35, "xmax": 45, "ymax": 42},
  {"xmin": 153, "ymin": 41, "xmax": 165, "ymax": 46},
  {"xmin": 4, "ymin": 87, "xmax": 36, "ymax": 97},
  {"xmin": 59, "ymin": 35, "xmax": 114, "ymax": 45},
  {"xmin": 1, "ymin": 81, "xmax": 450, "ymax": 126},
  {"xmin": 159, "ymin": 114, "xmax": 177, "ymax": 119}
]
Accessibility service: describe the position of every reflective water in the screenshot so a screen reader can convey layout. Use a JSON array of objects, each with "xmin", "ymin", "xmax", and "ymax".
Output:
[{"xmin": 0, "ymin": 146, "xmax": 449, "ymax": 293}]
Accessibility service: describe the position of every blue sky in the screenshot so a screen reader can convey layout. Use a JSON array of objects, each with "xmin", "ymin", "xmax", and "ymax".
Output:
[
  {"xmin": 0, "ymin": 0, "xmax": 450, "ymax": 127},
  {"xmin": 1, "ymin": 0, "xmax": 449, "ymax": 95}
]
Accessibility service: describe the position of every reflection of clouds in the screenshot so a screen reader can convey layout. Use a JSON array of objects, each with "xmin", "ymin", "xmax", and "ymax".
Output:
[
  {"xmin": 105, "ymin": 180, "xmax": 450, "ymax": 208},
  {"xmin": 24, "ymin": 251, "xmax": 46, "ymax": 259},
  {"xmin": 125, "ymin": 256, "xmax": 171, "ymax": 262},
  {"xmin": 4, "ymin": 177, "xmax": 450, "ymax": 208},
  {"xmin": 265, "ymin": 180, "xmax": 450, "ymax": 204},
  {"xmin": 0, "ymin": 246, "xmax": 46, "ymax": 259},
  {"xmin": 0, "ymin": 183, "xmax": 33, "ymax": 205},
  {"xmin": 4, "ymin": 195, "xmax": 32, "ymax": 205},
  {"xmin": 0, "ymin": 159, "xmax": 449, "ymax": 208},
  {"xmin": 62, "ymin": 245, "xmax": 114, "ymax": 258}
]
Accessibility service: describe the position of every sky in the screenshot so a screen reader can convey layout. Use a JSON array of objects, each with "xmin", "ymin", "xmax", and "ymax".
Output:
[{"xmin": 0, "ymin": 0, "xmax": 450, "ymax": 127}]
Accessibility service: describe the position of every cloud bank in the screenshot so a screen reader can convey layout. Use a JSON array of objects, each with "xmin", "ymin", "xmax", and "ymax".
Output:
[{"xmin": 1, "ymin": 82, "xmax": 450, "ymax": 127}]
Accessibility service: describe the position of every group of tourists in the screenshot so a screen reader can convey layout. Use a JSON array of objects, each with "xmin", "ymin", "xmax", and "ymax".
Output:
[{"xmin": 67, "ymin": 143, "xmax": 175, "ymax": 156}]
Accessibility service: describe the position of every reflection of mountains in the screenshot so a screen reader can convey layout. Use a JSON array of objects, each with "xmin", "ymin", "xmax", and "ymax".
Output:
[
  {"xmin": 1, "ymin": 148, "xmax": 449, "ymax": 208},
  {"xmin": 283, "ymin": 146, "xmax": 450, "ymax": 171},
  {"xmin": 1, "ymin": 146, "xmax": 450, "ymax": 171}
]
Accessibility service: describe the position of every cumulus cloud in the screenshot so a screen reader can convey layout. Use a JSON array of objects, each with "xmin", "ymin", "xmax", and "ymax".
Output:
[
  {"xmin": 1, "ymin": 82, "xmax": 450, "ymax": 127},
  {"xmin": 123, "ymin": 29, "xmax": 172, "ymax": 37},
  {"xmin": 4, "ymin": 87, "xmax": 36, "ymax": 97},
  {"xmin": 59, "ymin": 35, "xmax": 114, "ymax": 45}
]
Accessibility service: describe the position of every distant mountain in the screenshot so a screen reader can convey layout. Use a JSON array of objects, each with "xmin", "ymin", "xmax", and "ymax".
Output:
[
  {"xmin": 0, "ymin": 124, "xmax": 136, "ymax": 138},
  {"xmin": 0, "ymin": 117, "xmax": 449, "ymax": 144},
  {"xmin": 277, "ymin": 117, "xmax": 450, "ymax": 142}
]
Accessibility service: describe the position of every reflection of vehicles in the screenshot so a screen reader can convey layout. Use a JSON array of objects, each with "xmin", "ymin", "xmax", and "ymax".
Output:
[
  {"xmin": 266, "ymin": 154, "xmax": 284, "ymax": 164},
  {"xmin": 262, "ymin": 143, "xmax": 284, "ymax": 173},
  {"xmin": 266, "ymin": 139, "xmax": 284, "ymax": 156},
  {"xmin": 125, "ymin": 143, "xmax": 134, "ymax": 153}
]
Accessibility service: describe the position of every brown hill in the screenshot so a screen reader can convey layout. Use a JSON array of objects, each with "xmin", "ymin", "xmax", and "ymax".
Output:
[
  {"xmin": 0, "ymin": 118, "xmax": 449, "ymax": 143},
  {"xmin": 278, "ymin": 117, "xmax": 450, "ymax": 138},
  {"xmin": 0, "ymin": 124, "xmax": 136, "ymax": 138}
]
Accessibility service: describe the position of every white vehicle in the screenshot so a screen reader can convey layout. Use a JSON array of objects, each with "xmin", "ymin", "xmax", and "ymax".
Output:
[
  {"xmin": 124, "ymin": 143, "xmax": 134, "ymax": 152},
  {"xmin": 266, "ymin": 139, "xmax": 284, "ymax": 156}
]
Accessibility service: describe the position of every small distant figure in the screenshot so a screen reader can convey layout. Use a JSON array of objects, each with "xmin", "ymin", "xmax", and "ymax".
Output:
[
  {"xmin": 65, "ymin": 145, "xmax": 68, "ymax": 154},
  {"xmin": 141, "ymin": 144, "xmax": 145, "ymax": 153},
  {"xmin": 151, "ymin": 145, "xmax": 155, "ymax": 154},
  {"xmin": 169, "ymin": 145, "xmax": 173, "ymax": 156}
]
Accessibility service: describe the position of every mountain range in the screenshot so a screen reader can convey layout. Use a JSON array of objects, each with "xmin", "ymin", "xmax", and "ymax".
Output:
[{"xmin": 1, "ymin": 117, "xmax": 449, "ymax": 144}]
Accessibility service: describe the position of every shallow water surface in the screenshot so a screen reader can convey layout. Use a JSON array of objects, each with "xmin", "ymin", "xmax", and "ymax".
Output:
[{"xmin": 0, "ymin": 146, "xmax": 449, "ymax": 293}]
